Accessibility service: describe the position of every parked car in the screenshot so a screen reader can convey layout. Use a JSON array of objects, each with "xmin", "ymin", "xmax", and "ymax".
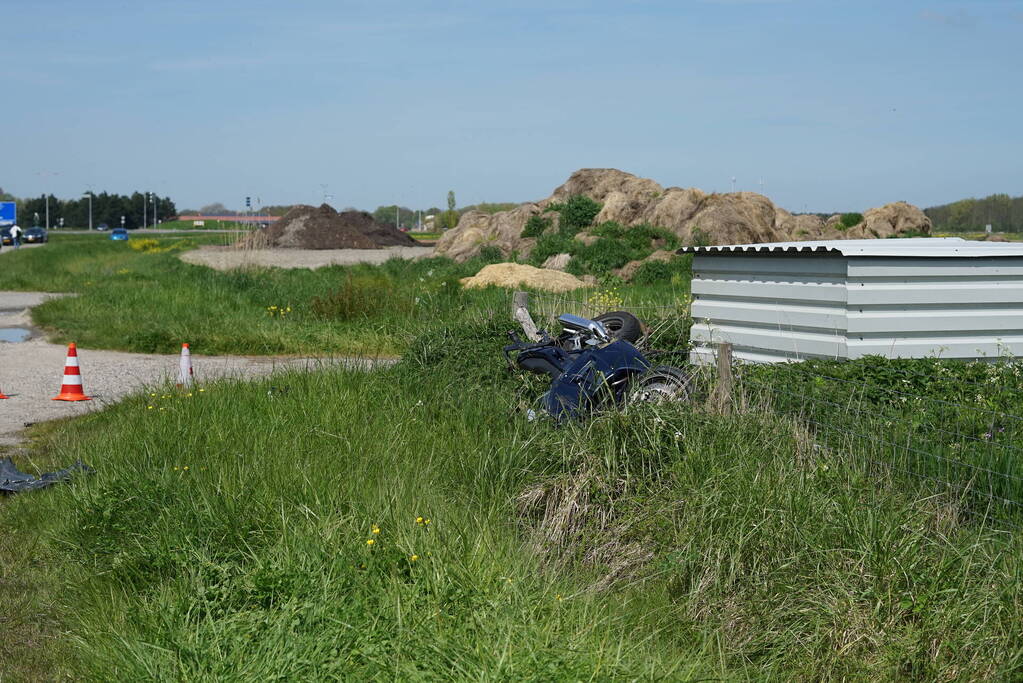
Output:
[
  {"xmin": 96, "ymin": 223, "xmax": 109, "ymax": 231},
  {"xmin": 0, "ymin": 227, "xmax": 10, "ymax": 246},
  {"xmin": 24, "ymin": 227, "xmax": 48, "ymax": 243},
  {"xmin": 110, "ymin": 228, "xmax": 129, "ymax": 241}
]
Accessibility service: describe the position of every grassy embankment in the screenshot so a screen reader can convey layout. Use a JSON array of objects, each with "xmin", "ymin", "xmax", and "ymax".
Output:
[
  {"xmin": 3, "ymin": 236, "xmax": 1023, "ymax": 678},
  {"xmin": 4, "ymin": 317, "xmax": 1023, "ymax": 678},
  {"xmin": 0, "ymin": 234, "xmax": 687, "ymax": 357}
]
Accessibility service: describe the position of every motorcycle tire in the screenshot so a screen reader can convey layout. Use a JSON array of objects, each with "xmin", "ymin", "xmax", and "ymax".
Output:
[
  {"xmin": 627, "ymin": 365, "xmax": 691, "ymax": 404},
  {"xmin": 594, "ymin": 311, "xmax": 643, "ymax": 343}
]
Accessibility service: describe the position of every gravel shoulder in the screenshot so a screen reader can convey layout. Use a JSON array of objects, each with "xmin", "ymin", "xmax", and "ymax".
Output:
[
  {"xmin": 180, "ymin": 245, "xmax": 434, "ymax": 271},
  {"xmin": 0, "ymin": 290, "xmax": 390, "ymax": 449}
]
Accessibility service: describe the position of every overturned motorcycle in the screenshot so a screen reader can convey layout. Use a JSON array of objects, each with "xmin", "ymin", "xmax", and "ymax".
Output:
[{"xmin": 503, "ymin": 311, "xmax": 691, "ymax": 422}]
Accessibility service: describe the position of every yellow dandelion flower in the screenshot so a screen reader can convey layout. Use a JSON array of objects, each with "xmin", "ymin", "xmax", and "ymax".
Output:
[
  {"xmin": 183, "ymin": 466, "xmax": 189, "ymax": 471},
  {"xmin": 198, "ymin": 388, "xmax": 205, "ymax": 393},
  {"xmin": 366, "ymin": 538, "xmax": 375, "ymax": 546},
  {"xmin": 415, "ymin": 516, "xmax": 424, "ymax": 524},
  {"xmin": 371, "ymin": 525, "xmax": 381, "ymax": 534},
  {"xmin": 410, "ymin": 554, "xmax": 419, "ymax": 562},
  {"xmin": 150, "ymin": 393, "xmax": 156, "ymax": 397},
  {"xmin": 173, "ymin": 467, "xmax": 179, "ymax": 471},
  {"xmin": 424, "ymin": 518, "xmax": 431, "ymax": 525},
  {"xmin": 147, "ymin": 405, "xmax": 154, "ymax": 410}
]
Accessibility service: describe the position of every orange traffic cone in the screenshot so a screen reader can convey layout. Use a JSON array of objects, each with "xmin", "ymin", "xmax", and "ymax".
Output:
[
  {"xmin": 0, "ymin": 385, "xmax": 8, "ymax": 399},
  {"xmin": 52, "ymin": 343, "xmax": 91, "ymax": 401},
  {"xmin": 177, "ymin": 343, "xmax": 193, "ymax": 388}
]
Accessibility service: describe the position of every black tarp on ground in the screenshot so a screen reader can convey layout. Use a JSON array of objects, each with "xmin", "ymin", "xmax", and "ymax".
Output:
[{"xmin": 0, "ymin": 457, "xmax": 92, "ymax": 493}]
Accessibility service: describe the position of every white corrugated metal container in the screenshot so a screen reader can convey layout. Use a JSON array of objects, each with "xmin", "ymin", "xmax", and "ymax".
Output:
[{"xmin": 682, "ymin": 238, "xmax": 1023, "ymax": 364}]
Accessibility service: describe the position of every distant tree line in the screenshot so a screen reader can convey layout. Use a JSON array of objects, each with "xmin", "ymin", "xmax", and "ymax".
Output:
[
  {"xmin": 2, "ymin": 188, "xmax": 176, "ymax": 229},
  {"xmin": 925, "ymin": 194, "xmax": 1023, "ymax": 232}
]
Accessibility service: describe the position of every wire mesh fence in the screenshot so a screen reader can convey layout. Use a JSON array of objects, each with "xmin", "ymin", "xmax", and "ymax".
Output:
[
  {"xmin": 732, "ymin": 358, "xmax": 1023, "ymax": 527},
  {"xmin": 510, "ymin": 290, "xmax": 1023, "ymax": 529}
]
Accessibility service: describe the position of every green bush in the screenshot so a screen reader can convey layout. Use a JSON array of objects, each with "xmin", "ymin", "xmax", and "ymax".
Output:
[
  {"xmin": 569, "ymin": 238, "xmax": 636, "ymax": 274},
  {"xmin": 619, "ymin": 224, "xmax": 679, "ymax": 252},
  {"xmin": 528, "ymin": 233, "xmax": 575, "ymax": 266},
  {"xmin": 630, "ymin": 255, "xmax": 691, "ymax": 286},
  {"xmin": 548, "ymin": 195, "xmax": 601, "ymax": 236},
  {"xmin": 590, "ymin": 221, "xmax": 626, "ymax": 239},
  {"xmin": 840, "ymin": 212, "xmax": 863, "ymax": 229},
  {"xmin": 477, "ymin": 245, "xmax": 504, "ymax": 263},
  {"xmin": 520, "ymin": 216, "xmax": 551, "ymax": 239}
]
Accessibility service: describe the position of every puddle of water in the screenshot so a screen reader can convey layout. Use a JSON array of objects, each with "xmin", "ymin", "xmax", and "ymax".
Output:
[{"xmin": 0, "ymin": 327, "xmax": 32, "ymax": 342}]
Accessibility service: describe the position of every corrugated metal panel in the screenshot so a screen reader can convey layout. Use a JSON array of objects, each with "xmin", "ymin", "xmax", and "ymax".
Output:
[
  {"xmin": 690, "ymin": 323, "xmax": 845, "ymax": 357},
  {"xmin": 688, "ymin": 244, "xmax": 1023, "ymax": 363},
  {"xmin": 690, "ymin": 255, "xmax": 849, "ymax": 363},
  {"xmin": 693, "ymin": 278, "xmax": 846, "ymax": 303},
  {"xmin": 847, "ymin": 334, "xmax": 1023, "ymax": 359},
  {"xmin": 680, "ymin": 237, "xmax": 1023, "ymax": 258},
  {"xmin": 843, "ymin": 257, "xmax": 1023, "ymax": 358}
]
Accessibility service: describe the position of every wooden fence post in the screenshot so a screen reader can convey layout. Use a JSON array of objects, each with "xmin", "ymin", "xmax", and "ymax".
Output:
[
  {"xmin": 713, "ymin": 342, "xmax": 733, "ymax": 415},
  {"xmin": 512, "ymin": 291, "xmax": 541, "ymax": 341}
]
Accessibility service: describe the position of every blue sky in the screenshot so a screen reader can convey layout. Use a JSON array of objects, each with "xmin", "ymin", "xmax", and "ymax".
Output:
[{"xmin": 3, "ymin": 0, "xmax": 1021, "ymax": 213}]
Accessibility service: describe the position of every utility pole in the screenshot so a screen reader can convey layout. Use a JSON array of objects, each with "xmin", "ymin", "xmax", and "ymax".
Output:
[
  {"xmin": 731, "ymin": 177, "xmax": 736, "ymax": 193},
  {"xmin": 83, "ymin": 191, "xmax": 93, "ymax": 231},
  {"xmin": 36, "ymin": 171, "xmax": 58, "ymax": 229},
  {"xmin": 153, "ymin": 194, "xmax": 158, "ymax": 228},
  {"xmin": 395, "ymin": 206, "xmax": 399, "ymax": 229},
  {"xmin": 143, "ymin": 192, "xmax": 148, "ymax": 230}
]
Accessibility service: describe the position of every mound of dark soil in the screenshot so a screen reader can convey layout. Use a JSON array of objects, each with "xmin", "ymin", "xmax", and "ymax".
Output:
[{"xmin": 237, "ymin": 204, "xmax": 418, "ymax": 250}]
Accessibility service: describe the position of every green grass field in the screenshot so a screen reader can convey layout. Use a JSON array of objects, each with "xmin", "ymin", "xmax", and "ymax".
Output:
[
  {"xmin": 3, "ymin": 238, "xmax": 1023, "ymax": 679},
  {"xmin": 0, "ymin": 234, "xmax": 688, "ymax": 357},
  {"xmin": 148, "ymin": 219, "xmax": 258, "ymax": 230}
]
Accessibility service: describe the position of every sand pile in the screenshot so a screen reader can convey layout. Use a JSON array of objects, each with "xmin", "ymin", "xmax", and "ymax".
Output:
[
  {"xmin": 237, "ymin": 204, "xmax": 418, "ymax": 250},
  {"xmin": 460, "ymin": 263, "xmax": 590, "ymax": 293}
]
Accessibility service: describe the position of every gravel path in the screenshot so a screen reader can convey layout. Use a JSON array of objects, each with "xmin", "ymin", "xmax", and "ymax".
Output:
[
  {"xmin": 0, "ymin": 291, "xmax": 387, "ymax": 449},
  {"xmin": 180, "ymin": 245, "xmax": 434, "ymax": 271}
]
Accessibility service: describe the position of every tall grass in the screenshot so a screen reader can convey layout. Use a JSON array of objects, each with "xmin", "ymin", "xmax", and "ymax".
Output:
[
  {"xmin": 0, "ymin": 235, "xmax": 690, "ymax": 357},
  {"xmin": 0, "ymin": 237, "xmax": 512, "ymax": 356},
  {"xmin": 3, "ymin": 316, "xmax": 1023, "ymax": 679}
]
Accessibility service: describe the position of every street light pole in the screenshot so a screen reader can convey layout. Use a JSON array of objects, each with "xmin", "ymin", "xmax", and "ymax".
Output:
[
  {"xmin": 36, "ymin": 171, "xmax": 58, "ymax": 229},
  {"xmin": 152, "ymin": 194, "xmax": 158, "ymax": 228},
  {"xmin": 143, "ymin": 193, "xmax": 148, "ymax": 230},
  {"xmin": 83, "ymin": 192, "xmax": 93, "ymax": 231}
]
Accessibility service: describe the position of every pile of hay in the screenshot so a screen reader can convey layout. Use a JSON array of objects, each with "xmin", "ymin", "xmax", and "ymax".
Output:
[
  {"xmin": 460, "ymin": 263, "xmax": 589, "ymax": 293},
  {"xmin": 237, "ymin": 204, "xmax": 418, "ymax": 250}
]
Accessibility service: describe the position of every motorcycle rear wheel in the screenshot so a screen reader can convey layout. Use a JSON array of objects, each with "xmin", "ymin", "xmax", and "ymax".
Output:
[{"xmin": 594, "ymin": 311, "xmax": 643, "ymax": 343}]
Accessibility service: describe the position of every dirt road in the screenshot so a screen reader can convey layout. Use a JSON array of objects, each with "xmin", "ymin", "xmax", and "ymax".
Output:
[
  {"xmin": 0, "ymin": 291, "xmax": 386, "ymax": 449},
  {"xmin": 180, "ymin": 245, "xmax": 434, "ymax": 271}
]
